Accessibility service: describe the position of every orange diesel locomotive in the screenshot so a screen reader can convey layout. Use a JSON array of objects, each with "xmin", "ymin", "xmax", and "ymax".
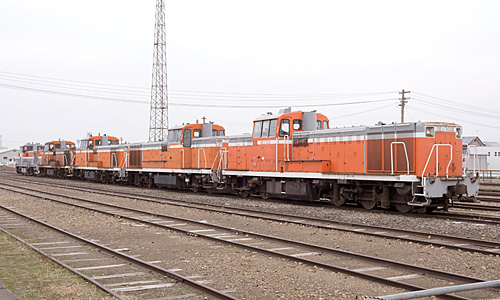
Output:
[
  {"xmin": 21, "ymin": 108, "xmax": 479, "ymax": 213},
  {"xmin": 39, "ymin": 140, "xmax": 76, "ymax": 177}
]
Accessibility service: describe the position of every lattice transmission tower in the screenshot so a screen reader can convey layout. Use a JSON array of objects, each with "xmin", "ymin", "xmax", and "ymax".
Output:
[{"xmin": 149, "ymin": 0, "xmax": 169, "ymax": 142}]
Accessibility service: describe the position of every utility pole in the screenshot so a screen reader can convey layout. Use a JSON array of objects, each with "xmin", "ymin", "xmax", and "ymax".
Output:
[
  {"xmin": 149, "ymin": 0, "xmax": 169, "ymax": 142},
  {"xmin": 399, "ymin": 89, "xmax": 410, "ymax": 123}
]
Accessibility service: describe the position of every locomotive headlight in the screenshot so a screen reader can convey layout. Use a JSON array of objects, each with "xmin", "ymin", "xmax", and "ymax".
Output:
[{"xmin": 425, "ymin": 127, "xmax": 435, "ymax": 137}]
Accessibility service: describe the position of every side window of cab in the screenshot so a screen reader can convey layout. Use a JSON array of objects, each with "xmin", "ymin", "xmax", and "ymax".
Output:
[{"xmin": 293, "ymin": 119, "xmax": 302, "ymax": 130}]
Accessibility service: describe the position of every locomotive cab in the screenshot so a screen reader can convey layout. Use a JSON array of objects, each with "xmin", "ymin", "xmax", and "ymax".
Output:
[
  {"xmin": 252, "ymin": 108, "xmax": 329, "ymax": 142},
  {"xmin": 80, "ymin": 134, "xmax": 119, "ymax": 150},
  {"xmin": 39, "ymin": 140, "xmax": 76, "ymax": 176},
  {"xmin": 168, "ymin": 122, "xmax": 225, "ymax": 148},
  {"xmin": 45, "ymin": 140, "xmax": 76, "ymax": 151},
  {"xmin": 248, "ymin": 108, "xmax": 330, "ymax": 173}
]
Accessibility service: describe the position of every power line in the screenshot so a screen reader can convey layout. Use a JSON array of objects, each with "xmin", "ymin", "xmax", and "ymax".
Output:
[
  {"xmin": 412, "ymin": 97, "xmax": 500, "ymax": 120},
  {"xmin": 0, "ymin": 70, "xmax": 148, "ymax": 90},
  {"xmin": 0, "ymin": 74, "xmax": 400, "ymax": 103},
  {"xmin": 413, "ymin": 91, "xmax": 500, "ymax": 115},
  {"xmin": 0, "ymin": 82, "xmax": 400, "ymax": 108},
  {"xmin": 408, "ymin": 106, "xmax": 500, "ymax": 130},
  {"xmin": 0, "ymin": 70, "xmax": 397, "ymax": 99},
  {"xmin": 334, "ymin": 103, "xmax": 395, "ymax": 119}
]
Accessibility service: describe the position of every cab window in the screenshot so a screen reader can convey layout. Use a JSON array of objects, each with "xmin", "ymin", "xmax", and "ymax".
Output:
[
  {"xmin": 88, "ymin": 140, "xmax": 94, "ymax": 149},
  {"xmin": 168, "ymin": 129, "xmax": 182, "ymax": 143},
  {"xmin": 114, "ymin": 140, "xmax": 119, "ymax": 145},
  {"xmin": 55, "ymin": 143, "xmax": 61, "ymax": 149},
  {"xmin": 279, "ymin": 119, "xmax": 290, "ymax": 137},
  {"xmin": 80, "ymin": 140, "xmax": 87, "ymax": 149},
  {"xmin": 212, "ymin": 129, "xmax": 218, "ymax": 136},
  {"xmin": 219, "ymin": 130, "xmax": 225, "ymax": 136},
  {"xmin": 269, "ymin": 119, "xmax": 277, "ymax": 137},
  {"xmin": 253, "ymin": 121, "xmax": 263, "ymax": 138},
  {"xmin": 261, "ymin": 120, "xmax": 271, "ymax": 138},
  {"xmin": 193, "ymin": 129, "xmax": 202, "ymax": 138},
  {"xmin": 293, "ymin": 119, "xmax": 302, "ymax": 130},
  {"xmin": 49, "ymin": 144, "xmax": 55, "ymax": 150},
  {"xmin": 323, "ymin": 121, "xmax": 329, "ymax": 129},
  {"xmin": 317, "ymin": 120, "xmax": 322, "ymax": 130},
  {"xmin": 95, "ymin": 139, "xmax": 102, "ymax": 146}
]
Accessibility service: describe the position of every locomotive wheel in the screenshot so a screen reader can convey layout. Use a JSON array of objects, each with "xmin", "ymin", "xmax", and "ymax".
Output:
[
  {"xmin": 395, "ymin": 204, "xmax": 412, "ymax": 213},
  {"xmin": 360, "ymin": 200, "xmax": 377, "ymax": 210},
  {"xmin": 191, "ymin": 186, "xmax": 199, "ymax": 193},
  {"xmin": 331, "ymin": 196, "xmax": 346, "ymax": 207},
  {"xmin": 146, "ymin": 177, "xmax": 154, "ymax": 189},
  {"xmin": 240, "ymin": 190, "xmax": 250, "ymax": 198},
  {"xmin": 415, "ymin": 207, "xmax": 427, "ymax": 214},
  {"xmin": 261, "ymin": 193, "xmax": 269, "ymax": 200}
]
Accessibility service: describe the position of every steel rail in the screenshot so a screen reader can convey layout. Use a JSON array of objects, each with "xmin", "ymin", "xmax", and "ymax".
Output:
[
  {"xmin": 0, "ymin": 201, "xmax": 240, "ymax": 300},
  {"xmin": 451, "ymin": 203, "xmax": 500, "ymax": 212},
  {"xmin": 0, "ymin": 222, "xmax": 125, "ymax": 300},
  {"xmin": 1, "ymin": 184, "xmax": 493, "ymax": 300},
  {"xmin": 2, "ymin": 177, "xmax": 500, "ymax": 256},
  {"xmin": 2, "ymin": 174, "xmax": 500, "ymax": 225}
]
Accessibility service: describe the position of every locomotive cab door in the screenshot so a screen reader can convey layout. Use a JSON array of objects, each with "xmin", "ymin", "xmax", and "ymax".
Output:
[{"xmin": 182, "ymin": 129, "xmax": 192, "ymax": 168}]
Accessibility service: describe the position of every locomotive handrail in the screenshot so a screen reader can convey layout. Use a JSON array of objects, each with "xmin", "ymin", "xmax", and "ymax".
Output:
[
  {"xmin": 180, "ymin": 149, "xmax": 185, "ymax": 168},
  {"xmin": 390, "ymin": 142, "xmax": 409, "ymax": 175},
  {"xmin": 464, "ymin": 145, "xmax": 478, "ymax": 175},
  {"xmin": 284, "ymin": 135, "xmax": 290, "ymax": 161},
  {"xmin": 198, "ymin": 148, "xmax": 207, "ymax": 168},
  {"xmin": 421, "ymin": 144, "xmax": 453, "ymax": 180},
  {"xmin": 275, "ymin": 138, "xmax": 278, "ymax": 172},
  {"xmin": 111, "ymin": 153, "xmax": 118, "ymax": 168},
  {"xmin": 120, "ymin": 152, "xmax": 129, "ymax": 168},
  {"xmin": 210, "ymin": 148, "xmax": 228, "ymax": 171},
  {"xmin": 210, "ymin": 148, "xmax": 228, "ymax": 182}
]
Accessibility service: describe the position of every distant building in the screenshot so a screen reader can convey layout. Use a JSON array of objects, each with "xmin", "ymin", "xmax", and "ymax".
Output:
[
  {"xmin": 462, "ymin": 136, "xmax": 485, "ymax": 154},
  {"xmin": 462, "ymin": 137, "xmax": 500, "ymax": 176},
  {"xmin": 0, "ymin": 149, "xmax": 19, "ymax": 167},
  {"xmin": 473, "ymin": 146, "xmax": 500, "ymax": 172}
]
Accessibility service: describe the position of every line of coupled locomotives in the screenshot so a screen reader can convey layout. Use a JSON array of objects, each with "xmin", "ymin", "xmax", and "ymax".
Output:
[{"xmin": 16, "ymin": 108, "xmax": 479, "ymax": 213}]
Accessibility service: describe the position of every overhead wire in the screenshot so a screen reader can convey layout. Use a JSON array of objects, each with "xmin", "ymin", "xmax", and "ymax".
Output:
[
  {"xmin": 413, "ymin": 91, "xmax": 500, "ymax": 115},
  {"xmin": 0, "ymin": 81, "xmax": 400, "ymax": 108},
  {"xmin": 0, "ymin": 70, "xmax": 397, "ymax": 101},
  {"xmin": 412, "ymin": 96, "xmax": 500, "ymax": 120},
  {"xmin": 407, "ymin": 106, "xmax": 500, "ymax": 130}
]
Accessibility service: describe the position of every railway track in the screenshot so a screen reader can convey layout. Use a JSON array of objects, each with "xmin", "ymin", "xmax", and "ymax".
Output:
[
  {"xmin": 4, "ymin": 172, "xmax": 500, "ymax": 219},
  {"xmin": 3, "ymin": 173, "xmax": 500, "ymax": 223},
  {"xmin": 1, "ymin": 180, "xmax": 500, "ymax": 299},
  {"xmin": 479, "ymin": 182, "xmax": 500, "ymax": 187},
  {"xmin": 452, "ymin": 203, "xmax": 500, "ymax": 212},
  {"xmin": 2, "ymin": 176, "xmax": 500, "ymax": 256},
  {"xmin": 0, "ymin": 204, "xmax": 239, "ymax": 300}
]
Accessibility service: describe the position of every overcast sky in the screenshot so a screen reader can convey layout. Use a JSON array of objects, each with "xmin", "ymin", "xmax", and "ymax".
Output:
[{"xmin": 1, "ymin": 0, "xmax": 500, "ymax": 149}]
